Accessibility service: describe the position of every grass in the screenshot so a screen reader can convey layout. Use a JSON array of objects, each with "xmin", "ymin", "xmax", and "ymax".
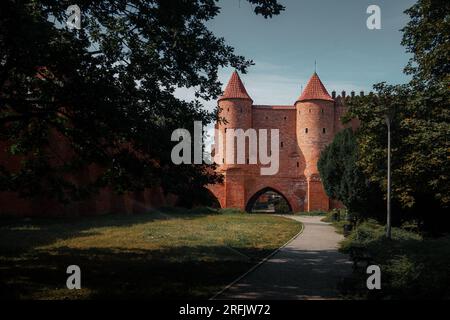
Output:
[
  {"xmin": 0, "ymin": 209, "xmax": 301, "ymax": 300},
  {"xmin": 292, "ymin": 210, "xmax": 328, "ymax": 216},
  {"xmin": 337, "ymin": 220, "xmax": 450, "ymax": 299}
]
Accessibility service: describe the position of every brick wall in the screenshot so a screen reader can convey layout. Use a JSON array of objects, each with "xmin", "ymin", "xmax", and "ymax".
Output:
[{"xmin": 0, "ymin": 134, "xmax": 176, "ymax": 217}]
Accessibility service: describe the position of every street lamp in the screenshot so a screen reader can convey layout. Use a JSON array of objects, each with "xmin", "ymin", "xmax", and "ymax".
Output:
[{"xmin": 385, "ymin": 113, "xmax": 392, "ymax": 239}]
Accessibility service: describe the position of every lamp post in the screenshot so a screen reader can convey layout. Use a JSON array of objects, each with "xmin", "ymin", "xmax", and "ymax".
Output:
[{"xmin": 385, "ymin": 114, "xmax": 392, "ymax": 239}]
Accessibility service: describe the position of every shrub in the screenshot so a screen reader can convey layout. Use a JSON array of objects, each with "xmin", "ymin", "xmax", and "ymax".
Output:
[
  {"xmin": 300, "ymin": 210, "xmax": 327, "ymax": 216},
  {"xmin": 323, "ymin": 208, "xmax": 348, "ymax": 222},
  {"xmin": 274, "ymin": 200, "xmax": 290, "ymax": 214},
  {"xmin": 339, "ymin": 220, "xmax": 450, "ymax": 299}
]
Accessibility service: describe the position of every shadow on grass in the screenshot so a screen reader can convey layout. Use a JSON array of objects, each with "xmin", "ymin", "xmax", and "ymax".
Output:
[{"xmin": 0, "ymin": 245, "xmax": 273, "ymax": 300}]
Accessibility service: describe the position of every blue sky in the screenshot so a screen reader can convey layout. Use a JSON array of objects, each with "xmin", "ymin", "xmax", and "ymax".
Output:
[{"xmin": 175, "ymin": 0, "xmax": 417, "ymax": 145}]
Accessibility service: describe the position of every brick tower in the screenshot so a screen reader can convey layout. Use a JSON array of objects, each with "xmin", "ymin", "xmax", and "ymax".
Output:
[
  {"xmin": 210, "ymin": 71, "xmax": 254, "ymax": 209},
  {"xmin": 295, "ymin": 73, "xmax": 335, "ymax": 211}
]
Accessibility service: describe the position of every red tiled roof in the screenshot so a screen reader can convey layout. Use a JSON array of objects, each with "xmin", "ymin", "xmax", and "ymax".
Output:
[
  {"xmin": 218, "ymin": 71, "xmax": 253, "ymax": 102},
  {"xmin": 296, "ymin": 72, "xmax": 334, "ymax": 102}
]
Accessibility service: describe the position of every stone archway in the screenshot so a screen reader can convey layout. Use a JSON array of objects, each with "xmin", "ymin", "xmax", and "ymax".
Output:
[{"xmin": 245, "ymin": 187, "xmax": 293, "ymax": 213}]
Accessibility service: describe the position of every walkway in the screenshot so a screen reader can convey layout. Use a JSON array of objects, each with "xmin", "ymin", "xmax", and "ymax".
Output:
[{"xmin": 217, "ymin": 215, "xmax": 352, "ymax": 300}]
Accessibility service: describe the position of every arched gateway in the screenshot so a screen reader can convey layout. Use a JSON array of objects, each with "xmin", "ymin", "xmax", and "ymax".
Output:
[
  {"xmin": 245, "ymin": 187, "xmax": 293, "ymax": 213},
  {"xmin": 207, "ymin": 71, "xmax": 356, "ymax": 213}
]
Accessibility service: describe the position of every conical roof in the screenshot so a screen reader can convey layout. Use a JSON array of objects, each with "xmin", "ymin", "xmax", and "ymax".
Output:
[
  {"xmin": 296, "ymin": 72, "xmax": 334, "ymax": 102},
  {"xmin": 218, "ymin": 71, "xmax": 253, "ymax": 102}
]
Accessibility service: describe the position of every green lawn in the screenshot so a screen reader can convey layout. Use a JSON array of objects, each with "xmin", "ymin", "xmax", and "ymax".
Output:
[{"xmin": 0, "ymin": 209, "xmax": 301, "ymax": 299}]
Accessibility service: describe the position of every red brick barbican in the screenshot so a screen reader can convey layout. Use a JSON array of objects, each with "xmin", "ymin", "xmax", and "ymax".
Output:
[{"xmin": 208, "ymin": 71, "xmax": 357, "ymax": 213}]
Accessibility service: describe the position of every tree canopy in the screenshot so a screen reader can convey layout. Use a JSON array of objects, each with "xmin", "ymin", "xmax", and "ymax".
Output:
[
  {"xmin": 340, "ymin": 0, "xmax": 449, "ymax": 230},
  {"xmin": 0, "ymin": 0, "xmax": 284, "ymax": 202}
]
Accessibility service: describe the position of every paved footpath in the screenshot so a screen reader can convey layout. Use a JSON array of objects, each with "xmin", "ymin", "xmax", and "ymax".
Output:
[{"xmin": 217, "ymin": 216, "xmax": 352, "ymax": 300}]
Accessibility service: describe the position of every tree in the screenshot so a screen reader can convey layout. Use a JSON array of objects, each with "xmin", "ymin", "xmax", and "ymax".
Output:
[
  {"xmin": 344, "ymin": 0, "xmax": 449, "ymax": 231},
  {"xmin": 0, "ymin": 0, "xmax": 284, "ymax": 203},
  {"xmin": 318, "ymin": 128, "xmax": 384, "ymax": 219},
  {"xmin": 402, "ymin": 0, "xmax": 450, "ymax": 86}
]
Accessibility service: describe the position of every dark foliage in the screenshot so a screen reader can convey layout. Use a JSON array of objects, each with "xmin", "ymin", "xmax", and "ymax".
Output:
[
  {"xmin": 0, "ymin": 0, "xmax": 284, "ymax": 203},
  {"xmin": 318, "ymin": 128, "xmax": 384, "ymax": 220}
]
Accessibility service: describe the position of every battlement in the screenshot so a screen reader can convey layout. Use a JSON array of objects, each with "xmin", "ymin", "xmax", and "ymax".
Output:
[{"xmin": 332, "ymin": 90, "xmax": 374, "ymax": 100}]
